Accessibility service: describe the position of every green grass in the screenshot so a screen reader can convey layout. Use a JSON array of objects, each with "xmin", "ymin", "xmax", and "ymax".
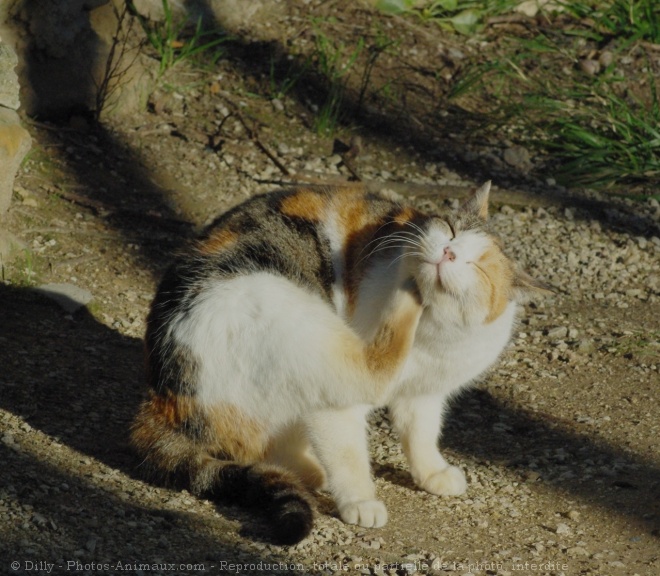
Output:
[
  {"xmin": 129, "ymin": 0, "xmax": 227, "ymax": 76},
  {"xmin": 268, "ymin": 54, "xmax": 312, "ymax": 100},
  {"xmin": 310, "ymin": 25, "xmax": 365, "ymax": 135},
  {"xmin": 557, "ymin": 0, "xmax": 660, "ymax": 43},
  {"xmin": 377, "ymin": 0, "xmax": 527, "ymax": 34},
  {"xmin": 542, "ymin": 81, "xmax": 660, "ymax": 187},
  {"xmin": 306, "ymin": 20, "xmax": 397, "ymax": 135},
  {"xmin": 442, "ymin": 1, "xmax": 660, "ymax": 191},
  {"xmin": 378, "ymin": 0, "xmax": 660, "ymax": 38},
  {"xmin": 11, "ymin": 249, "xmax": 38, "ymax": 287}
]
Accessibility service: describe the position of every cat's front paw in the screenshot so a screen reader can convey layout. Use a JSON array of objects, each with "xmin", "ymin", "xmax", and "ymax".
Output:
[
  {"xmin": 420, "ymin": 465, "xmax": 467, "ymax": 496},
  {"xmin": 338, "ymin": 500, "xmax": 388, "ymax": 528}
]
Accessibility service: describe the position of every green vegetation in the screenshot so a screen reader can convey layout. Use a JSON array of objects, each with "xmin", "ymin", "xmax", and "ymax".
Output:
[
  {"xmin": 310, "ymin": 27, "xmax": 365, "ymax": 135},
  {"xmin": 11, "ymin": 249, "xmax": 38, "ymax": 287},
  {"xmin": 268, "ymin": 54, "xmax": 311, "ymax": 101},
  {"xmin": 126, "ymin": 0, "xmax": 659, "ymax": 191},
  {"xmin": 557, "ymin": 0, "xmax": 660, "ymax": 43},
  {"xmin": 377, "ymin": 0, "xmax": 660, "ymax": 39},
  {"xmin": 542, "ymin": 77, "xmax": 660, "ymax": 188},
  {"xmin": 129, "ymin": 0, "xmax": 227, "ymax": 76},
  {"xmin": 307, "ymin": 21, "xmax": 398, "ymax": 136},
  {"xmin": 376, "ymin": 0, "xmax": 520, "ymax": 34},
  {"xmin": 410, "ymin": 0, "xmax": 660, "ymax": 191}
]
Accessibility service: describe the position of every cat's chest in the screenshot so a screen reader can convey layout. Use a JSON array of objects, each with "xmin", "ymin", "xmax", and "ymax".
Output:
[{"xmin": 392, "ymin": 303, "xmax": 518, "ymax": 398}]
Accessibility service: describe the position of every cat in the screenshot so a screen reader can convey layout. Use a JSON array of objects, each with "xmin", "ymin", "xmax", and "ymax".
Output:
[{"xmin": 131, "ymin": 181, "xmax": 550, "ymax": 544}]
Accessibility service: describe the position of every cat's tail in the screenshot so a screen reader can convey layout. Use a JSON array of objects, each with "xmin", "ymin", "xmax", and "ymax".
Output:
[
  {"xmin": 130, "ymin": 393, "xmax": 314, "ymax": 545},
  {"xmin": 192, "ymin": 458, "xmax": 315, "ymax": 544}
]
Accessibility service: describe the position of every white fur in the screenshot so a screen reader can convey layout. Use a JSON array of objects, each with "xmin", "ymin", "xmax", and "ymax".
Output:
[
  {"xmin": 171, "ymin": 273, "xmax": 380, "ymax": 430},
  {"xmin": 308, "ymin": 219, "xmax": 519, "ymax": 521},
  {"xmin": 177, "ymin": 215, "xmax": 520, "ymax": 529},
  {"xmin": 323, "ymin": 214, "xmax": 348, "ymax": 317}
]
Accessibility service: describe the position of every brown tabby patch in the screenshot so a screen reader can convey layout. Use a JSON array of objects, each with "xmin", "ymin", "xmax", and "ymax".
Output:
[{"xmin": 131, "ymin": 391, "xmax": 265, "ymax": 467}]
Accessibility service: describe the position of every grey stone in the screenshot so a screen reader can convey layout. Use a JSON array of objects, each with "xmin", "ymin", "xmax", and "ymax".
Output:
[
  {"xmin": 2, "ymin": 0, "xmax": 154, "ymax": 119},
  {"xmin": 547, "ymin": 326, "xmax": 568, "ymax": 340},
  {"xmin": 503, "ymin": 145, "xmax": 532, "ymax": 170},
  {"xmin": 0, "ymin": 43, "xmax": 20, "ymax": 110},
  {"xmin": 33, "ymin": 283, "xmax": 94, "ymax": 313},
  {"xmin": 0, "ymin": 107, "xmax": 31, "ymax": 215}
]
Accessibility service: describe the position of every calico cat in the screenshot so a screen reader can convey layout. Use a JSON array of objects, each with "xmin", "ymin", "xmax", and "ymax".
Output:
[{"xmin": 131, "ymin": 181, "xmax": 549, "ymax": 544}]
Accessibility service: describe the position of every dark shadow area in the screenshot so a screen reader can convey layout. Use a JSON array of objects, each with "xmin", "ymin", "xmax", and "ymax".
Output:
[
  {"xmin": 0, "ymin": 284, "xmax": 309, "ymax": 548},
  {"xmin": 28, "ymin": 121, "xmax": 195, "ymax": 274},
  {"xmin": 0, "ymin": 284, "xmax": 145, "ymax": 475},
  {"xmin": 375, "ymin": 387, "xmax": 660, "ymax": 536},
  {"xmin": 0, "ymin": 443, "xmax": 296, "ymax": 572}
]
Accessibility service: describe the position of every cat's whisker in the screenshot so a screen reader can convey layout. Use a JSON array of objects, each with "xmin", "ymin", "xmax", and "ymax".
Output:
[
  {"xmin": 372, "ymin": 238, "xmax": 422, "ymax": 251},
  {"xmin": 401, "ymin": 219, "xmax": 427, "ymax": 236},
  {"xmin": 357, "ymin": 225, "xmax": 419, "ymax": 256},
  {"xmin": 357, "ymin": 233, "xmax": 425, "ymax": 266},
  {"xmin": 362, "ymin": 232, "xmax": 422, "ymax": 252},
  {"xmin": 356, "ymin": 243, "xmax": 419, "ymax": 267},
  {"xmin": 377, "ymin": 241, "xmax": 422, "ymax": 253},
  {"xmin": 387, "ymin": 251, "xmax": 424, "ymax": 270}
]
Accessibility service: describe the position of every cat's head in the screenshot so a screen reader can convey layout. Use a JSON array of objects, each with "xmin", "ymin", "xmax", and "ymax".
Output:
[{"xmin": 407, "ymin": 181, "xmax": 551, "ymax": 325}]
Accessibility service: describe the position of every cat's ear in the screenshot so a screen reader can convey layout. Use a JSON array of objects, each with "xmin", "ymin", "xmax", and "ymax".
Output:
[
  {"xmin": 512, "ymin": 268, "xmax": 555, "ymax": 301},
  {"xmin": 461, "ymin": 181, "xmax": 491, "ymax": 220}
]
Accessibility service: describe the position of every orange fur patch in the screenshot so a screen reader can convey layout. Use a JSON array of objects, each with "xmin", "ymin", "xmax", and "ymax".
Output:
[
  {"xmin": 197, "ymin": 228, "xmax": 238, "ymax": 255},
  {"xmin": 131, "ymin": 391, "xmax": 197, "ymax": 472},
  {"xmin": 131, "ymin": 391, "xmax": 266, "ymax": 469},
  {"xmin": 477, "ymin": 245, "xmax": 514, "ymax": 323},
  {"xmin": 333, "ymin": 189, "xmax": 377, "ymax": 315},
  {"xmin": 334, "ymin": 187, "xmax": 371, "ymax": 237},
  {"xmin": 143, "ymin": 390, "xmax": 196, "ymax": 429},
  {"xmin": 392, "ymin": 205, "xmax": 417, "ymax": 226},
  {"xmin": 280, "ymin": 189, "xmax": 327, "ymax": 221},
  {"xmin": 338, "ymin": 290, "xmax": 421, "ymax": 383},
  {"xmin": 206, "ymin": 402, "xmax": 267, "ymax": 463},
  {"xmin": 364, "ymin": 297, "xmax": 421, "ymax": 374}
]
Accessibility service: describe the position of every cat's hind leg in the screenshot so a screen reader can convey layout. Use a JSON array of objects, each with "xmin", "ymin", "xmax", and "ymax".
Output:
[
  {"xmin": 305, "ymin": 404, "xmax": 387, "ymax": 528},
  {"xmin": 388, "ymin": 394, "xmax": 467, "ymax": 496},
  {"xmin": 265, "ymin": 421, "xmax": 327, "ymax": 491}
]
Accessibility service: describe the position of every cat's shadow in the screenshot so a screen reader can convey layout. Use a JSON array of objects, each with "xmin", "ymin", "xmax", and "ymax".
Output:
[
  {"xmin": 387, "ymin": 387, "xmax": 658, "ymax": 536},
  {"xmin": 0, "ymin": 283, "xmax": 303, "ymax": 553},
  {"xmin": 0, "ymin": 283, "xmax": 319, "ymax": 547},
  {"xmin": 1, "ymin": 284, "xmax": 657, "ymax": 542},
  {"xmin": 0, "ymin": 284, "xmax": 144, "ymax": 474}
]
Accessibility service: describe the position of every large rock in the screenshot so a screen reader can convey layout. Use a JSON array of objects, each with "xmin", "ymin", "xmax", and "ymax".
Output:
[
  {"xmin": 0, "ymin": 38, "xmax": 30, "ymax": 222},
  {"xmin": 0, "ymin": 107, "xmax": 31, "ymax": 215},
  {"xmin": 0, "ymin": 43, "xmax": 20, "ymax": 110},
  {"xmin": 0, "ymin": 0, "xmax": 290, "ymax": 120},
  {"xmin": 1, "ymin": 0, "xmax": 155, "ymax": 119},
  {"xmin": 129, "ymin": 0, "xmax": 286, "ymax": 42}
]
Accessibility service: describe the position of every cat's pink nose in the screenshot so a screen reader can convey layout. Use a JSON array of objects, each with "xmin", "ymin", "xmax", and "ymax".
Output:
[{"xmin": 443, "ymin": 246, "xmax": 456, "ymax": 262}]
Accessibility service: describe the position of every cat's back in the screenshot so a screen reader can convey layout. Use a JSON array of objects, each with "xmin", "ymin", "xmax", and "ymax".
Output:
[
  {"xmin": 154, "ymin": 185, "xmax": 412, "ymax": 313},
  {"xmin": 144, "ymin": 185, "xmax": 418, "ymax": 415}
]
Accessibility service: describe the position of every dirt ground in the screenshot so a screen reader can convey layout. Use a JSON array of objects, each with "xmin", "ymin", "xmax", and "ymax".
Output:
[{"xmin": 1, "ymin": 2, "xmax": 659, "ymax": 576}]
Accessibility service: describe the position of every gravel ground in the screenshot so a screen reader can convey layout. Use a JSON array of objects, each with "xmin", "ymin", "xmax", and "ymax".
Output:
[{"xmin": 1, "ymin": 8, "xmax": 659, "ymax": 576}]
